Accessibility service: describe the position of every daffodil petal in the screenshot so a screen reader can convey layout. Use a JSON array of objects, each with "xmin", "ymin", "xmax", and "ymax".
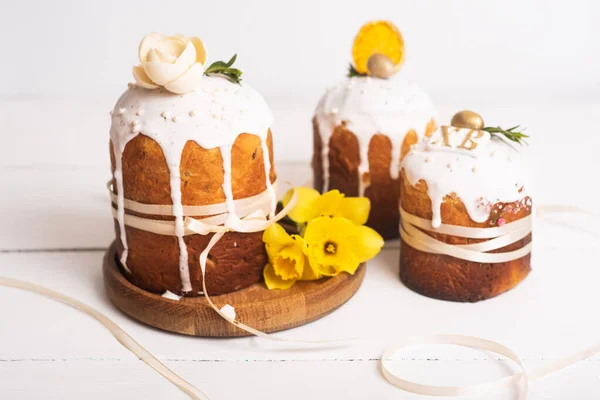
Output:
[
  {"xmin": 273, "ymin": 245, "xmax": 305, "ymax": 280},
  {"xmin": 138, "ymin": 32, "xmax": 165, "ymax": 62},
  {"xmin": 263, "ymin": 223, "xmax": 295, "ymax": 248},
  {"xmin": 351, "ymin": 225, "xmax": 384, "ymax": 262},
  {"xmin": 263, "ymin": 263, "xmax": 297, "ymax": 290},
  {"xmin": 313, "ymin": 190, "xmax": 344, "ymax": 217},
  {"xmin": 163, "ymin": 62, "xmax": 205, "ymax": 94},
  {"xmin": 311, "ymin": 262, "xmax": 337, "ymax": 277},
  {"xmin": 334, "ymin": 243, "xmax": 361, "ymax": 274},
  {"xmin": 132, "ymin": 65, "xmax": 159, "ymax": 89},
  {"xmin": 300, "ymin": 260, "xmax": 322, "ymax": 281},
  {"xmin": 282, "ymin": 187, "xmax": 320, "ymax": 223},
  {"xmin": 339, "ymin": 197, "xmax": 371, "ymax": 225}
]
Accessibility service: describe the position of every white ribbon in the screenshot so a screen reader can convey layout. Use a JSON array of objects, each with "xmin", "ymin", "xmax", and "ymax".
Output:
[
  {"xmin": 110, "ymin": 184, "xmax": 353, "ymax": 344},
  {"xmin": 383, "ymin": 205, "xmax": 600, "ymax": 398},
  {"xmin": 382, "ymin": 333, "xmax": 600, "ymax": 399},
  {"xmin": 399, "ymin": 207, "xmax": 533, "ymax": 263},
  {"xmin": 108, "ymin": 180, "xmax": 277, "ymax": 218},
  {"xmin": 382, "ymin": 335, "xmax": 528, "ymax": 398},
  {"xmin": 0, "ymin": 277, "xmax": 209, "ymax": 400},
  {"xmin": 0, "ymin": 205, "xmax": 599, "ymax": 399}
]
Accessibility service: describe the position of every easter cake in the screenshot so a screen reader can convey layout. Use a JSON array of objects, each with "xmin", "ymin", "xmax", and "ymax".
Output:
[
  {"xmin": 109, "ymin": 33, "xmax": 277, "ymax": 297},
  {"xmin": 312, "ymin": 21, "xmax": 436, "ymax": 239},
  {"xmin": 399, "ymin": 111, "xmax": 532, "ymax": 302}
]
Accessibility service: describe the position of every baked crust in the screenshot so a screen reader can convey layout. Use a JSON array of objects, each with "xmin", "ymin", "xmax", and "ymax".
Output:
[
  {"xmin": 110, "ymin": 131, "xmax": 276, "ymax": 296},
  {"xmin": 399, "ymin": 170, "xmax": 532, "ymax": 302},
  {"xmin": 312, "ymin": 118, "xmax": 436, "ymax": 239}
]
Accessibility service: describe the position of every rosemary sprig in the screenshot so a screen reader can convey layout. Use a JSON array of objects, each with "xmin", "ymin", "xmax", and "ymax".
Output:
[
  {"xmin": 204, "ymin": 54, "xmax": 242, "ymax": 84},
  {"xmin": 483, "ymin": 125, "xmax": 529, "ymax": 145},
  {"xmin": 347, "ymin": 63, "xmax": 367, "ymax": 78}
]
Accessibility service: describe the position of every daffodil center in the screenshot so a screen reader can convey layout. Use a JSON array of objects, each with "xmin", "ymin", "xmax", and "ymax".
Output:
[{"xmin": 324, "ymin": 241, "xmax": 337, "ymax": 255}]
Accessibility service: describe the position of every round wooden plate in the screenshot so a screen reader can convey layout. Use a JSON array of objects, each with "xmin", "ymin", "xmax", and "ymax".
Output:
[{"xmin": 103, "ymin": 241, "xmax": 365, "ymax": 337}]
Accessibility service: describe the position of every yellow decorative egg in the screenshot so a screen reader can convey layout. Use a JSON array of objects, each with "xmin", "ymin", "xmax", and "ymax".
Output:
[{"xmin": 451, "ymin": 111, "xmax": 485, "ymax": 130}]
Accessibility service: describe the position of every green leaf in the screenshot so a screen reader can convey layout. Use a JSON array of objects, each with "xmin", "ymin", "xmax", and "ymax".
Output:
[
  {"xmin": 204, "ymin": 54, "xmax": 243, "ymax": 84},
  {"xmin": 226, "ymin": 54, "xmax": 237, "ymax": 67},
  {"xmin": 482, "ymin": 125, "xmax": 529, "ymax": 145},
  {"xmin": 347, "ymin": 64, "xmax": 367, "ymax": 78}
]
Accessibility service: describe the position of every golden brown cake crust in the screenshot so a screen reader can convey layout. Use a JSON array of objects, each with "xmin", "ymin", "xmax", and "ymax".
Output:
[
  {"xmin": 110, "ymin": 131, "xmax": 276, "ymax": 296},
  {"xmin": 399, "ymin": 170, "xmax": 532, "ymax": 302},
  {"xmin": 312, "ymin": 118, "xmax": 436, "ymax": 239}
]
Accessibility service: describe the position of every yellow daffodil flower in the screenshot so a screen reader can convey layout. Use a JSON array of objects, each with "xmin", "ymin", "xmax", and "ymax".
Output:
[
  {"xmin": 262, "ymin": 223, "xmax": 321, "ymax": 290},
  {"xmin": 282, "ymin": 188, "xmax": 371, "ymax": 225},
  {"xmin": 303, "ymin": 216, "xmax": 384, "ymax": 277}
]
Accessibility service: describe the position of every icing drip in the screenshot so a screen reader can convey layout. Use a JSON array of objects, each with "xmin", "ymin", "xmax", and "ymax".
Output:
[
  {"xmin": 110, "ymin": 77, "xmax": 273, "ymax": 292},
  {"xmin": 401, "ymin": 135, "xmax": 531, "ymax": 228},
  {"xmin": 112, "ymin": 154, "xmax": 130, "ymax": 273},
  {"xmin": 314, "ymin": 77, "xmax": 435, "ymax": 195},
  {"xmin": 260, "ymin": 140, "xmax": 277, "ymax": 218},
  {"xmin": 220, "ymin": 144, "xmax": 243, "ymax": 231},
  {"xmin": 164, "ymin": 140, "xmax": 191, "ymax": 291}
]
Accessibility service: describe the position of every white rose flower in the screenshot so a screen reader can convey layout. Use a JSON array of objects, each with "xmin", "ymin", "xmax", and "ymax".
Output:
[{"xmin": 133, "ymin": 33, "xmax": 207, "ymax": 94}]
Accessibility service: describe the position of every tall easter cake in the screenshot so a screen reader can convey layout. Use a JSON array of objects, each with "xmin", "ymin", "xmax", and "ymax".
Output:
[
  {"xmin": 399, "ymin": 111, "xmax": 532, "ymax": 302},
  {"xmin": 312, "ymin": 21, "xmax": 436, "ymax": 239},
  {"xmin": 109, "ymin": 33, "xmax": 276, "ymax": 297}
]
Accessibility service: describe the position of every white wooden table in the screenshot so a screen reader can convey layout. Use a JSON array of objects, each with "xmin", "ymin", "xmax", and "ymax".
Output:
[{"xmin": 1, "ymin": 99, "xmax": 600, "ymax": 399}]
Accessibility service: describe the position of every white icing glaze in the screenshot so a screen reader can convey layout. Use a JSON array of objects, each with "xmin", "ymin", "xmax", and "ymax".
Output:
[
  {"xmin": 161, "ymin": 290, "xmax": 182, "ymax": 301},
  {"xmin": 110, "ymin": 76, "xmax": 274, "ymax": 293},
  {"xmin": 401, "ymin": 133, "xmax": 531, "ymax": 228},
  {"xmin": 314, "ymin": 76, "xmax": 435, "ymax": 194}
]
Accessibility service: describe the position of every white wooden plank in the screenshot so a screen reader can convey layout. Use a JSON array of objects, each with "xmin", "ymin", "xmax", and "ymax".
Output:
[
  {"xmin": 1, "ymin": 358, "xmax": 598, "ymax": 400},
  {"xmin": 1, "ymin": 243, "xmax": 600, "ymax": 363}
]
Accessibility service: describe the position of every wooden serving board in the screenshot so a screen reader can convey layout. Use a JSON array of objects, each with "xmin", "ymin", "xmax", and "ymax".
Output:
[{"xmin": 103, "ymin": 241, "xmax": 365, "ymax": 337}]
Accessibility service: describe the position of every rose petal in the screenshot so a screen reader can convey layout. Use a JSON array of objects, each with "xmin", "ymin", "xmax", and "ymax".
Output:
[
  {"xmin": 132, "ymin": 65, "xmax": 159, "ymax": 89},
  {"xmin": 143, "ymin": 61, "xmax": 187, "ymax": 86},
  {"xmin": 138, "ymin": 32, "xmax": 165, "ymax": 63},
  {"xmin": 175, "ymin": 41, "xmax": 197, "ymax": 69},
  {"xmin": 159, "ymin": 35, "xmax": 188, "ymax": 57},
  {"xmin": 189, "ymin": 36, "xmax": 207, "ymax": 65},
  {"xmin": 154, "ymin": 48, "xmax": 178, "ymax": 63},
  {"xmin": 143, "ymin": 41, "xmax": 198, "ymax": 86},
  {"xmin": 146, "ymin": 48, "xmax": 160, "ymax": 63},
  {"xmin": 163, "ymin": 62, "xmax": 205, "ymax": 94}
]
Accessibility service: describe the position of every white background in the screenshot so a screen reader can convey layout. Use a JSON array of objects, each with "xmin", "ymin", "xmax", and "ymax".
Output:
[
  {"xmin": 2, "ymin": 1, "xmax": 600, "ymax": 399},
  {"xmin": 1, "ymin": 0, "xmax": 599, "ymax": 163}
]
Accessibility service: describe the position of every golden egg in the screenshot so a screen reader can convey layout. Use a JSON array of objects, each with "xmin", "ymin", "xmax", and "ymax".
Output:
[
  {"xmin": 451, "ymin": 110, "xmax": 485, "ymax": 130},
  {"xmin": 367, "ymin": 53, "xmax": 397, "ymax": 79}
]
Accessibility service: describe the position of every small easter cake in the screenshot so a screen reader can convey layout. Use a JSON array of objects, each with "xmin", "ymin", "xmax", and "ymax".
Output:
[
  {"xmin": 313, "ymin": 21, "xmax": 436, "ymax": 239},
  {"xmin": 109, "ymin": 33, "xmax": 277, "ymax": 297},
  {"xmin": 399, "ymin": 111, "xmax": 532, "ymax": 302}
]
